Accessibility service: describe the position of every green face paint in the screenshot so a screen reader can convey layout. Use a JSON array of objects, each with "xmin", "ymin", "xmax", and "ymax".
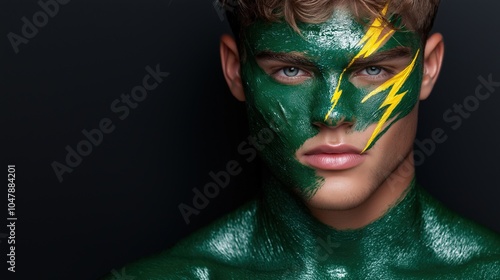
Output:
[
  {"xmin": 102, "ymin": 7, "xmax": 500, "ymax": 280},
  {"xmin": 241, "ymin": 9, "xmax": 423, "ymax": 197}
]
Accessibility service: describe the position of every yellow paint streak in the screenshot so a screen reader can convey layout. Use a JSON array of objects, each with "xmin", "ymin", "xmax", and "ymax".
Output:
[
  {"xmin": 324, "ymin": 4, "xmax": 394, "ymax": 122},
  {"xmin": 352, "ymin": 5, "xmax": 394, "ymax": 61},
  {"xmin": 360, "ymin": 49, "xmax": 420, "ymax": 152},
  {"xmin": 324, "ymin": 69, "xmax": 346, "ymax": 123}
]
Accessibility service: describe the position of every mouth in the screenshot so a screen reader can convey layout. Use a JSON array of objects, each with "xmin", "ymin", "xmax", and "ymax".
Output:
[{"xmin": 301, "ymin": 144, "xmax": 366, "ymax": 171}]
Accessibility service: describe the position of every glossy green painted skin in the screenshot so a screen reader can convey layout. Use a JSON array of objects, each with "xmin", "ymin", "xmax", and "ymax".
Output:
[
  {"xmin": 101, "ymin": 10, "xmax": 500, "ymax": 280},
  {"xmin": 101, "ymin": 178, "xmax": 500, "ymax": 279},
  {"xmin": 240, "ymin": 10, "xmax": 423, "ymax": 197}
]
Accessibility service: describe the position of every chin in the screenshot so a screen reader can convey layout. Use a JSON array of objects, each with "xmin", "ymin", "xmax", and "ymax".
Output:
[{"xmin": 304, "ymin": 176, "xmax": 377, "ymax": 211}]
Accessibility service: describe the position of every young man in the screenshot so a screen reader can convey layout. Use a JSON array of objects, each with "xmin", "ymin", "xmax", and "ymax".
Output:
[{"xmin": 104, "ymin": 0, "xmax": 500, "ymax": 278}]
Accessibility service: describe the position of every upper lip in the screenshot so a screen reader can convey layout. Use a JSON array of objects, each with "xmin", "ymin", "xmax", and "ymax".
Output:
[{"xmin": 303, "ymin": 144, "xmax": 362, "ymax": 155}]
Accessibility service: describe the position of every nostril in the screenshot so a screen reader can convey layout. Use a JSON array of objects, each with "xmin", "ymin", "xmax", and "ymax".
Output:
[
  {"xmin": 313, "ymin": 119, "xmax": 354, "ymax": 130},
  {"xmin": 314, "ymin": 116, "xmax": 346, "ymax": 127},
  {"xmin": 312, "ymin": 122, "xmax": 324, "ymax": 128}
]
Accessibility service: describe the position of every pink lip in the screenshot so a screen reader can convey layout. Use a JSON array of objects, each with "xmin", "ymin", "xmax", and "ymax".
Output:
[{"xmin": 302, "ymin": 145, "xmax": 365, "ymax": 171}]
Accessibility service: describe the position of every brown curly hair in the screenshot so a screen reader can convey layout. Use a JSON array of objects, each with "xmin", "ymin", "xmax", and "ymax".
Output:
[{"xmin": 219, "ymin": 0, "xmax": 440, "ymax": 41}]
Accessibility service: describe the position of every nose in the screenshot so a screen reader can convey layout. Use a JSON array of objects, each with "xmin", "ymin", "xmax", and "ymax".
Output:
[
  {"xmin": 312, "ymin": 98, "xmax": 355, "ymax": 130},
  {"xmin": 311, "ymin": 73, "xmax": 356, "ymax": 129},
  {"xmin": 324, "ymin": 108, "xmax": 354, "ymax": 126}
]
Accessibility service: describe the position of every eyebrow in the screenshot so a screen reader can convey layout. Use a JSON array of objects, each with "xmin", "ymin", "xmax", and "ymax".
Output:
[
  {"xmin": 349, "ymin": 46, "xmax": 413, "ymax": 69},
  {"xmin": 255, "ymin": 51, "xmax": 316, "ymax": 68},
  {"xmin": 255, "ymin": 46, "xmax": 413, "ymax": 69}
]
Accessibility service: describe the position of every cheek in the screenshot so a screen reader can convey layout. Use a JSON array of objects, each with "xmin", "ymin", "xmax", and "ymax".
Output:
[
  {"xmin": 241, "ymin": 62, "xmax": 319, "ymax": 151},
  {"xmin": 241, "ymin": 62, "xmax": 324, "ymax": 196},
  {"xmin": 356, "ymin": 57, "xmax": 424, "ymax": 151},
  {"xmin": 372, "ymin": 108, "xmax": 418, "ymax": 165}
]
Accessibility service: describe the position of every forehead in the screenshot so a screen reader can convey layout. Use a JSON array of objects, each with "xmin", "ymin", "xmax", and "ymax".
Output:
[{"xmin": 244, "ymin": 9, "xmax": 421, "ymax": 64}]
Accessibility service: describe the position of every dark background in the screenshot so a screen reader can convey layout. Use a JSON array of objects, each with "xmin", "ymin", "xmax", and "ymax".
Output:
[{"xmin": 1, "ymin": 0, "xmax": 499, "ymax": 279}]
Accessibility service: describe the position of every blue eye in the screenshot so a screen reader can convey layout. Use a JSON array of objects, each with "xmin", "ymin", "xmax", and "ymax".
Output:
[
  {"xmin": 366, "ymin": 66, "xmax": 382, "ymax": 75},
  {"xmin": 283, "ymin": 67, "xmax": 300, "ymax": 77}
]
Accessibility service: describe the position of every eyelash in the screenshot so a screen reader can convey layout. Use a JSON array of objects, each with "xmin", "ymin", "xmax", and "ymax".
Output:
[
  {"xmin": 269, "ymin": 65, "xmax": 394, "ymax": 85},
  {"xmin": 352, "ymin": 66, "xmax": 394, "ymax": 80},
  {"xmin": 270, "ymin": 67, "xmax": 312, "ymax": 83}
]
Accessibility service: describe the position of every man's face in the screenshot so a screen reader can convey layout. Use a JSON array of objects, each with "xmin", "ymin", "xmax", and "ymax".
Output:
[{"xmin": 240, "ymin": 8, "xmax": 423, "ymax": 209}]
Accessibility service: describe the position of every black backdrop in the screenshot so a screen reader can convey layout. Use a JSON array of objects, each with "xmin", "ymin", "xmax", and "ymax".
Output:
[{"xmin": 1, "ymin": 0, "xmax": 499, "ymax": 279}]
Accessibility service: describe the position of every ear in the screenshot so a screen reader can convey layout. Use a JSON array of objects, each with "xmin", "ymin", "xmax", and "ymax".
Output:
[
  {"xmin": 420, "ymin": 33, "xmax": 445, "ymax": 100},
  {"xmin": 220, "ymin": 34, "xmax": 245, "ymax": 101}
]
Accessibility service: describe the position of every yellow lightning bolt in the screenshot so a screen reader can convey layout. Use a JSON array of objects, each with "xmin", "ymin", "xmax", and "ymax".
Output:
[
  {"xmin": 323, "ymin": 4, "xmax": 420, "ymax": 152},
  {"xmin": 360, "ymin": 49, "xmax": 420, "ymax": 152},
  {"xmin": 324, "ymin": 4, "xmax": 394, "ymax": 122}
]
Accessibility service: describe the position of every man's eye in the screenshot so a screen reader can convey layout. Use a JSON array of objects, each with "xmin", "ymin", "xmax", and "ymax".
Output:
[
  {"xmin": 349, "ymin": 65, "xmax": 393, "ymax": 87},
  {"xmin": 364, "ymin": 66, "xmax": 382, "ymax": 75},
  {"xmin": 266, "ymin": 66, "xmax": 311, "ymax": 85},
  {"xmin": 282, "ymin": 67, "xmax": 300, "ymax": 77}
]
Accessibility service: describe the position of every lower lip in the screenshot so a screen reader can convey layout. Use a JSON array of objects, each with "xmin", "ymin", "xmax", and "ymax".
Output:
[{"xmin": 302, "ymin": 153, "xmax": 365, "ymax": 170}]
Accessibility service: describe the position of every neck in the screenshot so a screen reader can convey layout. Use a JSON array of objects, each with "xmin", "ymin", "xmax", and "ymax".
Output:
[
  {"xmin": 259, "ymin": 159, "xmax": 420, "ymax": 260},
  {"xmin": 307, "ymin": 151, "xmax": 415, "ymax": 230}
]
